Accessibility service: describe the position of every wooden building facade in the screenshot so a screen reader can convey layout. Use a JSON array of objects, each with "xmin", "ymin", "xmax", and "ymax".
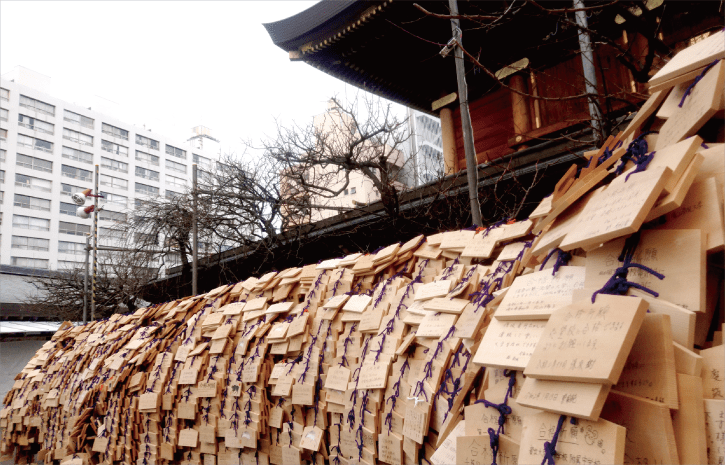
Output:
[{"xmin": 264, "ymin": 1, "xmax": 723, "ymax": 171}]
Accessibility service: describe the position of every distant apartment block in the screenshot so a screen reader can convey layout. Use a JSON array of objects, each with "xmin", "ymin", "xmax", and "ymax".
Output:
[{"xmin": 0, "ymin": 67, "xmax": 221, "ymax": 276}]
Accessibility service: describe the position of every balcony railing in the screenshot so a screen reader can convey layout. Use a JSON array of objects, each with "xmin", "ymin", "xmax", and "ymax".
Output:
[
  {"xmin": 63, "ymin": 135, "xmax": 93, "ymax": 147},
  {"xmin": 103, "ymin": 129, "xmax": 129, "ymax": 140},
  {"xmin": 63, "ymin": 117, "xmax": 94, "ymax": 130},
  {"xmin": 19, "ymin": 102, "xmax": 54, "ymax": 116},
  {"xmin": 18, "ymin": 121, "xmax": 54, "ymax": 135},
  {"xmin": 15, "ymin": 182, "xmax": 51, "ymax": 192}
]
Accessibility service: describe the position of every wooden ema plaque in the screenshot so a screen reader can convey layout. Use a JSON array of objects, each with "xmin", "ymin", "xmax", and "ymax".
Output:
[
  {"xmin": 518, "ymin": 412, "xmax": 625, "ymax": 465},
  {"xmin": 649, "ymin": 29, "xmax": 725, "ymax": 86},
  {"xmin": 559, "ymin": 166, "xmax": 672, "ymax": 251},
  {"xmin": 494, "ymin": 266, "xmax": 585, "ymax": 320},
  {"xmin": 611, "ymin": 313, "xmax": 678, "ymax": 409},
  {"xmin": 655, "ymin": 59, "xmax": 725, "ymax": 150},
  {"xmin": 600, "ymin": 391, "xmax": 679, "ymax": 465},
  {"xmin": 584, "ymin": 229, "xmax": 705, "ymax": 313},
  {"xmin": 672, "ymin": 374, "xmax": 708, "ymax": 465},
  {"xmin": 524, "ymin": 295, "xmax": 648, "ymax": 385},
  {"xmin": 429, "ymin": 418, "xmax": 466, "ymax": 465},
  {"xmin": 658, "ymin": 176, "xmax": 725, "ymax": 253},
  {"xmin": 473, "ymin": 318, "xmax": 547, "ymax": 370},
  {"xmin": 517, "ymin": 377, "xmax": 611, "ymax": 421}
]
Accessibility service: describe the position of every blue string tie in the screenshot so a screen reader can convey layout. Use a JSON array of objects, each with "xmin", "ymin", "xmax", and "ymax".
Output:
[
  {"xmin": 679, "ymin": 59, "xmax": 721, "ymax": 108},
  {"xmin": 539, "ymin": 248, "xmax": 572, "ymax": 276},
  {"xmin": 591, "ymin": 232, "xmax": 665, "ymax": 303}
]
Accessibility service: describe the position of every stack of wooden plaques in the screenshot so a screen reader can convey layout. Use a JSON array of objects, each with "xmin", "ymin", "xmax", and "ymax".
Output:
[{"xmin": 2, "ymin": 32, "xmax": 724, "ymax": 465}]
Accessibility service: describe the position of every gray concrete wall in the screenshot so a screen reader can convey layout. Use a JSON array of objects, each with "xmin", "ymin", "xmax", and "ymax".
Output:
[{"xmin": 0, "ymin": 339, "xmax": 47, "ymax": 401}]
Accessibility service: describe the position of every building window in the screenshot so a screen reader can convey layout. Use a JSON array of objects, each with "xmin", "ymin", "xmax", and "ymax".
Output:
[
  {"xmin": 100, "ymin": 191, "xmax": 127, "ymax": 206},
  {"xmin": 63, "ymin": 110, "xmax": 94, "ymax": 129},
  {"xmin": 0, "ymin": 88, "xmax": 8, "ymax": 101},
  {"xmin": 0, "ymin": 170, "xmax": 4, "ymax": 183},
  {"xmin": 1, "ymin": 149, "xmax": 5, "ymax": 162},
  {"xmin": 136, "ymin": 134, "xmax": 159, "ymax": 150},
  {"xmin": 165, "ymin": 159, "xmax": 186, "ymax": 174},
  {"xmin": 61, "ymin": 183, "xmax": 85, "ymax": 197},
  {"xmin": 60, "ymin": 201, "xmax": 77, "ymax": 216},
  {"xmin": 62, "ymin": 165, "xmax": 93, "ymax": 182},
  {"xmin": 102, "ymin": 123, "xmax": 129, "ymax": 140},
  {"xmin": 135, "ymin": 166, "xmax": 159, "ymax": 182},
  {"xmin": 0, "ymin": 191, "xmax": 3, "ymax": 203},
  {"xmin": 18, "ymin": 114, "xmax": 54, "ymax": 135},
  {"xmin": 11, "ymin": 235, "xmax": 50, "ymax": 251},
  {"xmin": 350, "ymin": 187, "xmax": 356, "ymax": 194},
  {"xmin": 16, "ymin": 154, "xmax": 52, "ymax": 173},
  {"xmin": 136, "ymin": 150, "xmax": 159, "ymax": 165},
  {"xmin": 165, "ymin": 190, "xmax": 181, "ymax": 200},
  {"xmin": 165, "ymin": 175, "xmax": 186, "ymax": 189},
  {"xmin": 165, "ymin": 144, "xmax": 186, "ymax": 160},
  {"xmin": 135, "ymin": 182, "xmax": 159, "ymax": 196},
  {"xmin": 12, "ymin": 214, "xmax": 50, "ymax": 231},
  {"xmin": 58, "ymin": 260, "xmax": 82, "ymax": 269},
  {"xmin": 62, "ymin": 146, "xmax": 93, "ymax": 165},
  {"xmin": 17, "ymin": 134, "xmax": 53, "ymax": 153},
  {"xmin": 134, "ymin": 232, "xmax": 158, "ymax": 245},
  {"xmin": 58, "ymin": 241, "xmax": 86, "ymax": 255},
  {"xmin": 63, "ymin": 128, "xmax": 93, "ymax": 146},
  {"xmin": 59, "ymin": 221, "xmax": 91, "ymax": 236},
  {"xmin": 14, "ymin": 194, "xmax": 51, "ymax": 211},
  {"xmin": 101, "ymin": 156, "xmax": 128, "ymax": 173},
  {"xmin": 101, "ymin": 140, "xmax": 128, "ymax": 157},
  {"xmin": 100, "ymin": 227, "xmax": 125, "ymax": 242},
  {"xmin": 19, "ymin": 95, "xmax": 55, "ymax": 116},
  {"xmin": 11, "ymin": 256, "xmax": 49, "ymax": 269},
  {"xmin": 99, "ymin": 210, "xmax": 126, "ymax": 222},
  {"xmin": 15, "ymin": 173, "xmax": 52, "ymax": 192},
  {"xmin": 192, "ymin": 153, "xmax": 211, "ymax": 169},
  {"xmin": 0, "ymin": 128, "xmax": 7, "ymax": 141},
  {"xmin": 0, "ymin": 108, "xmax": 7, "ymax": 122},
  {"xmin": 100, "ymin": 174, "xmax": 128, "ymax": 190}
]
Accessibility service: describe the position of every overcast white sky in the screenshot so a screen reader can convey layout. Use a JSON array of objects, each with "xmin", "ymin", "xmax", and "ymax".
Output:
[{"xmin": 1, "ymin": 1, "xmax": 402, "ymax": 157}]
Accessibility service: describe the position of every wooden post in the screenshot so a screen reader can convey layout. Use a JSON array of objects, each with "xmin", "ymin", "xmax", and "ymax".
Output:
[
  {"xmin": 449, "ymin": 0, "xmax": 482, "ymax": 227},
  {"xmin": 509, "ymin": 73, "xmax": 532, "ymax": 147},
  {"xmin": 192, "ymin": 164, "xmax": 198, "ymax": 296},
  {"xmin": 439, "ymin": 107, "xmax": 458, "ymax": 175}
]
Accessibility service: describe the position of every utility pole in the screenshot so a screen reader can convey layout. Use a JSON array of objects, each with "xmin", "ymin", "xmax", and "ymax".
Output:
[
  {"xmin": 407, "ymin": 107, "xmax": 420, "ymax": 187},
  {"xmin": 83, "ymin": 234, "xmax": 90, "ymax": 324},
  {"xmin": 448, "ymin": 0, "xmax": 483, "ymax": 226},
  {"xmin": 192, "ymin": 164, "xmax": 198, "ymax": 296},
  {"xmin": 91, "ymin": 164, "xmax": 99, "ymax": 321},
  {"xmin": 574, "ymin": 0, "xmax": 604, "ymax": 145}
]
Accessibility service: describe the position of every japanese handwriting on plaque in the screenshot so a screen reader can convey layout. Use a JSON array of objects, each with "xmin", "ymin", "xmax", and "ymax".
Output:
[
  {"xmin": 704, "ymin": 399, "xmax": 725, "ymax": 465},
  {"xmin": 559, "ymin": 166, "xmax": 671, "ymax": 251},
  {"xmin": 518, "ymin": 412, "xmax": 625, "ymax": 465},
  {"xmin": 517, "ymin": 377, "xmax": 611, "ymax": 421},
  {"xmin": 473, "ymin": 318, "xmax": 547, "ymax": 370},
  {"xmin": 495, "ymin": 266, "xmax": 585, "ymax": 320},
  {"xmin": 524, "ymin": 295, "xmax": 648, "ymax": 385},
  {"xmin": 457, "ymin": 434, "xmax": 519, "ymax": 465}
]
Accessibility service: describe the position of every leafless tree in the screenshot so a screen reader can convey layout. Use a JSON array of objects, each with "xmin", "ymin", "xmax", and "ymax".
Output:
[
  {"xmin": 24, "ymin": 251, "xmax": 157, "ymax": 321},
  {"xmin": 258, "ymin": 95, "xmax": 413, "ymax": 222}
]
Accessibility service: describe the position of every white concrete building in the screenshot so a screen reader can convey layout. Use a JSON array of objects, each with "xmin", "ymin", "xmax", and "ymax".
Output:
[
  {"xmin": 407, "ymin": 108, "xmax": 443, "ymax": 186},
  {"xmin": 0, "ymin": 68, "xmax": 221, "ymax": 277},
  {"xmin": 281, "ymin": 100, "xmax": 408, "ymax": 225}
]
